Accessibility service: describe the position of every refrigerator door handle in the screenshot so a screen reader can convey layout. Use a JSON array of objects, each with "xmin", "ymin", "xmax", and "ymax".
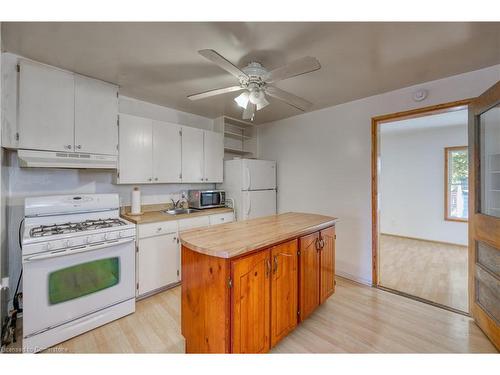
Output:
[
  {"xmin": 245, "ymin": 166, "xmax": 251, "ymax": 190},
  {"xmin": 246, "ymin": 193, "xmax": 251, "ymax": 216}
]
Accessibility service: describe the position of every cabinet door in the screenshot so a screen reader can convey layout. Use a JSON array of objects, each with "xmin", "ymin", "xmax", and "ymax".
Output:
[
  {"xmin": 299, "ymin": 232, "xmax": 320, "ymax": 322},
  {"xmin": 271, "ymin": 240, "xmax": 298, "ymax": 347},
  {"xmin": 18, "ymin": 60, "xmax": 75, "ymax": 152},
  {"xmin": 137, "ymin": 232, "xmax": 179, "ymax": 296},
  {"xmin": 231, "ymin": 250, "xmax": 271, "ymax": 353},
  {"xmin": 203, "ymin": 130, "xmax": 224, "ymax": 182},
  {"xmin": 320, "ymin": 226, "xmax": 336, "ymax": 303},
  {"xmin": 152, "ymin": 120, "xmax": 182, "ymax": 183},
  {"xmin": 75, "ymin": 75, "xmax": 118, "ymax": 155},
  {"xmin": 118, "ymin": 114, "xmax": 153, "ymax": 183},
  {"xmin": 181, "ymin": 126, "xmax": 204, "ymax": 183}
]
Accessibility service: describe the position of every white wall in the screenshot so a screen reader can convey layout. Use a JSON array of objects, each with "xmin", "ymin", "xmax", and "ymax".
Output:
[
  {"xmin": 380, "ymin": 123, "xmax": 468, "ymax": 245},
  {"xmin": 3, "ymin": 90, "xmax": 215, "ymax": 305},
  {"xmin": 258, "ymin": 64, "xmax": 500, "ymax": 285}
]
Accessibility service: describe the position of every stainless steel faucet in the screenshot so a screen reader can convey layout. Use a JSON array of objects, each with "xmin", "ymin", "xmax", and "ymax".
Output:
[{"xmin": 171, "ymin": 198, "xmax": 181, "ymax": 209}]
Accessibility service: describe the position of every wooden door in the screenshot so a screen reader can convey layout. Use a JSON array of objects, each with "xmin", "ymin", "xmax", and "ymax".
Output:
[
  {"xmin": 320, "ymin": 226, "xmax": 336, "ymax": 304},
  {"xmin": 299, "ymin": 231, "xmax": 320, "ymax": 322},
  {"xmin": 468, "ymin": 81, "xmax": 500, "ymax": 350},
  {"xmin": 231, "ymin": 250, "xmax": 271, "ymax": 353},
  {"xmin": 152, "ymin": 120, "xmax": 182, "ymax": 183},
  {"xmin": 271, "ymin": 240, "xmax": 298, "ymax": 347},
  {"xmin": 18, "ymin": 60, "xmax": 75, "ymax": 152},
  {"xmin": 117, "ymin": 114, "xmax": 153, "ymax": 184},
  {"xmin": 181, "ymin": 126, "xmax": 204, "ymax": 182},
  {"xmin": 74, "ymin": 75, "xmax": 118, "ymax": 155}
]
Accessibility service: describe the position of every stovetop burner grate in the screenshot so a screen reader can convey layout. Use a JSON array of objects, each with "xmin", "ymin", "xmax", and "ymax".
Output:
[{"xmin": 29, "ymin": 218, "xmax": 127, "ymax": 237}]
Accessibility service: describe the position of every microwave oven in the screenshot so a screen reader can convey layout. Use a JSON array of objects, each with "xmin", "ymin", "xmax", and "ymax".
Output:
[{"xmin": 188, "ymin": 190, "xmax": 226, "ymax": 209}]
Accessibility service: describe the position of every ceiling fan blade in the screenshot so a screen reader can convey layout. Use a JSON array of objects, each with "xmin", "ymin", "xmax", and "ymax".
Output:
[
  {"xmin": 187, "ymin": 86, "xmax": 242, "ymax": 101},
  {"xmin": 198, "ymin": 49, "xmax": 248, "ymax": 80},
  {"xmin": 242, "ymin": 103, "xmax": 255, "ymax": 120},
  {"xmin": 265, "ymin": 56, "xmax": 321, "ymax": 83},
  {"xmin": 265, "ymin": 86, "xmax": 312, "ymax": 111}
]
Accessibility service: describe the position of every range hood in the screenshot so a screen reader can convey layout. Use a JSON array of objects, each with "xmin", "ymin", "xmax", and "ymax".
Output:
[{"xmin": 17, "ymin": 149, "xmax": 117, "ymax": 169}]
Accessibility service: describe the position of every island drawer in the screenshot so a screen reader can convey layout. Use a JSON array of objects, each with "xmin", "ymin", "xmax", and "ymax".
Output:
[{"xmin": 138, "ymin": 220, "xmax": 178, "ymax": 239}]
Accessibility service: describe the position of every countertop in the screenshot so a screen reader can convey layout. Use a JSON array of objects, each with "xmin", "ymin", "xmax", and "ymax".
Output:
[
  {"xmin": 179, "ymin": 212, "xmax": 337, "ymax": 259},
  {"xmin": 121, "ymin": 205, "xmax": 234, "ymax": 224}
]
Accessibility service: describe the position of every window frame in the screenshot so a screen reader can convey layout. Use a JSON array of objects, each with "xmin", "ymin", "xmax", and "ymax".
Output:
[{"xmin": 444, "ymin": 145, "xmax": 469, "ymax": 222}]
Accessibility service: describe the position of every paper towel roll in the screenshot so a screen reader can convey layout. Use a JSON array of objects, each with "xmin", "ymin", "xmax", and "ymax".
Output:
[{"xmin": 131, "ymin": 187, "xmax": 141, "ymax": 215}]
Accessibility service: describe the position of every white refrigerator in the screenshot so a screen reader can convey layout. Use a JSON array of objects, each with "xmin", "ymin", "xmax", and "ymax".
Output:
[{"xmin": 218, "ymin": 159, "xmax": 277, "ymax": 221}]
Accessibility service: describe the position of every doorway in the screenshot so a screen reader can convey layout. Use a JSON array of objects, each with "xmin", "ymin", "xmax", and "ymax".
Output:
[{"xmin": 372, "ymin": 99, "xmax": 472, "ymax": 314}]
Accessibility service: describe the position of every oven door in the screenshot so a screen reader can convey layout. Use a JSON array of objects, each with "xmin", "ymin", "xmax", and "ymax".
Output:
[
  {"xmin": 22, "ymin": 238, "xmax": 135, "ymax": 337},
  {"xmin": 200, "ymin": 191, "xmax": 222, "ymax": 208}
]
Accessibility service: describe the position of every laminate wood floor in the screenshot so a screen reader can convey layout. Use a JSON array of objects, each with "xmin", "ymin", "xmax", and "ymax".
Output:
[
  {"xmin": 11, "ymin": 277, "xmax": 496, "ymax": 353},
  {"xmin": 379, "ymin": 234, "xmax": 468, "ymax": 312}
]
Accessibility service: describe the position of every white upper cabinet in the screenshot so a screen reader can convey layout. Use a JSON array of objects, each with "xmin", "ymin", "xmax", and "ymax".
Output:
[
  {"xmin": 118, "ymin": 114, "xmax": 153, "ymax": 183},
  {"xmin": 18, "ymin": 60, "xmax": 75, "ymax": 152},
  {"xmin": 203, "ymin": 130, "xmax": 224, "ymax": 182},
  {"xmin": 152, "ymin": 120, "xmax": 182, "ymax": 183},
  {"xmin": 16, "ymin": 59, "xmax": 118, "ymax": 155},
  {"xmin": 181, "ymin": 126, "xmax": 204, "ymax": 183},
  {"xmin": 75, "ymin": 75, "xmax": 118, "ymax": 155}
]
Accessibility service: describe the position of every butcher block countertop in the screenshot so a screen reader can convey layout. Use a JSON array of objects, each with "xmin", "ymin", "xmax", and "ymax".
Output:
[
  {"xmin": 180, "ymin": 212, "xmax": 337, "ymax": 259},
  {"xmin": 121, "ymin": 205, "xmax": 233, "ymax": 224}
]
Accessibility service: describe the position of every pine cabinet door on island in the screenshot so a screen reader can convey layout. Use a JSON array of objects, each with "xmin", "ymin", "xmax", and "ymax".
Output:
[
  {"xmin": 320, "ymin": 226, "xmax": 336, "ymax": 303},
  {"xmin": 271, "ymin": 240, "xmax": 298, "ymax": 347},
  {"xmin": 299, "ymin": 232, "xmax": 320, "ymax": 322},
  {"xmin": 231, "ymin": 250, "xmax": 271, "ymax": 354}
]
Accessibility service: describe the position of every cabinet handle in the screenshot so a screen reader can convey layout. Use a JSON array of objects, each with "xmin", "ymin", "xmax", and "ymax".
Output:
[
  {"xmin": 273, "ymin": 255, "xmax": 278, "ymax": 274},
  {"xmin": 265, "ymin": 258, "xmax": 271, "ymax": 278},
  {"xmin": 64, "ymin": 145, "xmax": 72, "ymax": 150},
  {"xmin": 320, "ymin": 239, "xmax": 325, "ymax": 249},
  {"xmin": 315, "ymin": 238, "xmax": 321, "ymax": 251},
  {"xmin": 148, "ymin": 178, "xmax": 152, "ymax": 182},
  {"xmin": 76, "ymin": 145, "xmax": 82, "ymax": 150},
  {"xmin": 154, "ymin": 177, "xmax": 158, "ymax": 181}
]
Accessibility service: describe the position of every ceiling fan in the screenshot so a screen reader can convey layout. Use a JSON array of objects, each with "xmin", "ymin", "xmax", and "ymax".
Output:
[{"xmin": 187, "ymin": 49, "xmax": 321, "ymax": 121}]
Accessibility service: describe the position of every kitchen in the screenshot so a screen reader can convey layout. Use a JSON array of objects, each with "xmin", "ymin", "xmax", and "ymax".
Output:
[{"xmin": 0, "ymin": 10, "xmax": 499, "ymax": 370}]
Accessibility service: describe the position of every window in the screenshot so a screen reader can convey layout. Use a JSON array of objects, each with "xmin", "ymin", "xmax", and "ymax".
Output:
[{"xmin": 445, "ymin": 146, "xmax": 468, "ymax": 221}]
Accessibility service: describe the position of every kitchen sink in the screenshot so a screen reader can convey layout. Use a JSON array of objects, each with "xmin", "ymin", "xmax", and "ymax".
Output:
[{"xmin": 162, "ymin": 208, "xmax": 200, "ymax": 215}]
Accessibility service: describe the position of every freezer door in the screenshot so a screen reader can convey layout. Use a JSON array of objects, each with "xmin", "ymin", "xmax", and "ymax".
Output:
[
  {"xmin": 241, "ymin": 190, "xmax": 277, "ymax": 220},
  {"xmin": 242, "ymin": 159, "xmax": 276, "ymax": 191}
]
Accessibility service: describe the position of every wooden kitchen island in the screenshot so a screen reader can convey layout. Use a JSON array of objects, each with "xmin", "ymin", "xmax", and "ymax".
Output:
[{"xmin": 179, "ymin": 212, "xmax": 337, "ymax": 353}]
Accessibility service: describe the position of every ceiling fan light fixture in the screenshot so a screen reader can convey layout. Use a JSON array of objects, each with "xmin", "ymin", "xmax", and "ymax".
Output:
[
  {"xmin": 249, "ymin": 89, "xmax": 265, "ymax": 105},
  {"xmin": 234, "ymin": 91, "xmax": 250, "ymax": 108},
  {"xmin": 256, "ymin": 96, "xmax": 270, "ymax": 111}
]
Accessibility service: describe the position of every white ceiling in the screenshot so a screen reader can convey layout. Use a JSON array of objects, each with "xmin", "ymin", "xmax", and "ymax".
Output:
[
  {"xmin": 2, "ymin": 22, "xmax": 499, "ymax": 124},
  {"xmin": 381, "ymin": 109, "xmax": 468, "ymax": 133}
]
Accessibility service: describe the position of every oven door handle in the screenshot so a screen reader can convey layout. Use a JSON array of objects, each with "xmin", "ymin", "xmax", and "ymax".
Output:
[{"xmin": 23, "ymin": 238, "xmax": 135, "ymax": 263}]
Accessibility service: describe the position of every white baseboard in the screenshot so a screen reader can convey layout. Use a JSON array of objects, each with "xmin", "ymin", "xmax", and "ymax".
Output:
[{"xmin": 335, "ymin": 270, "xmax": 372, "ymax": 287}]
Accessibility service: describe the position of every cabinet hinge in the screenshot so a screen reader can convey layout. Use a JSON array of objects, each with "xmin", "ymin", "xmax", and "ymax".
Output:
[
  {"xmin": 227, "ymin": 278, "xmax": 233, "ymax": 289},
  {"xmin": 16, "ymin": 64, "xmax": 20, "ymax": 73},
  {"xmin": 179, "ymin": 130, "xmax": 182, "ymax": 136},
  {"xmin": 177, "ymin": 270, "xmax": 180, "ymax": 277},
  {"xmin": 334, "ymin": 235, "xmax": 337, "ymax": 240},
  {"xmin": 117, "ymin": 116, "xmax": 119, "ymax": 126},
  {"xmin": 116, "ymin": 91, "xmax": 119, "ymax": 98},
  {"xmin": 297, "ymin": 250, "xmax": 301, "ymax": 256},
  {"xmin": 177, "ymin": 237, "xmax": 180, "ymax": 244},
  {"xmin": 117, "ymin": 171, "xmax": 120, "ymax": 178},
  {"xmin": 15, "ymin": 132, "xmax": 20, "ymax": 141},
  {"xmin": 135, "ymin": 245, "xmax": 139, "ymax": 253},
  {"xmin": 116, "ymin": 144, "xmax": 119, "ymax": 151},
  {"xmin": 136, "ymin": 282, "xmax": 139, "ymax": 290}
]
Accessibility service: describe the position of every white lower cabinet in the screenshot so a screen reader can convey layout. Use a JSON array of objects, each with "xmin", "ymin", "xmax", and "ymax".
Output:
[
  {"xmin": 135, "ymin": 211, "xmax": 234, "ymax": 298},
  {"xmin": 137, "ymin": 230, "xmax": 180, "ymax": 297}
]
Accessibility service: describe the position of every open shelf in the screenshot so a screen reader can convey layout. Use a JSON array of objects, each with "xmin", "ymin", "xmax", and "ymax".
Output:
[
  {"xmin": 224, "ymin": 130, "xmax": 251, "ymax": 140},
  {"xmin": 224, "ymin": 147, "xmax": 252, "ymax": 155},
  {"xmin": 215, "ymin": 115, "xmax": 258, "ymax": 159}
]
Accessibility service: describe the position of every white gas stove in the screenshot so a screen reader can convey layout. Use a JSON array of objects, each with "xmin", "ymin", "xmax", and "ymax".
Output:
[{"xmin": 21, "ymin": 194, "xmax": 136, "ymax": 352}]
